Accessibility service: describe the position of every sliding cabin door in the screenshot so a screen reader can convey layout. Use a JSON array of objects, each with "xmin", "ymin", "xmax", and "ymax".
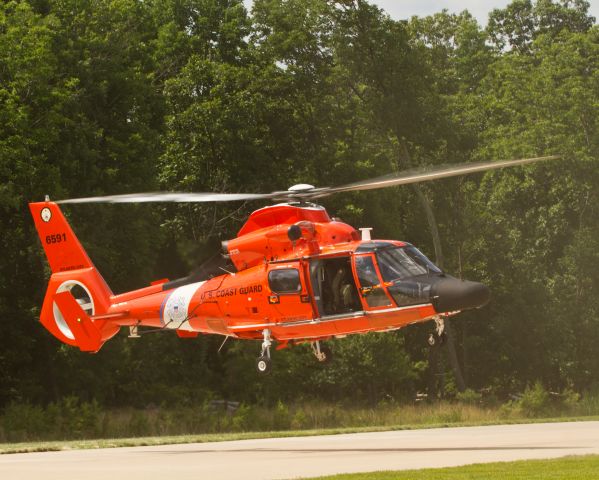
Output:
[{"xmin": 266, "ymin": 263, "xmax": 313, "ymax": 323}]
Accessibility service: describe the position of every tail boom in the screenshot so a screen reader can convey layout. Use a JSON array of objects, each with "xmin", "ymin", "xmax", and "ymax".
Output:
[{"xmin": 30, "ymin": 201, "xmax": 227, "ymax": 351}]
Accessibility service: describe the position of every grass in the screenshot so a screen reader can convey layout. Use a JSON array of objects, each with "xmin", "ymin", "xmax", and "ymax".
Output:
[
  {"xmin": 1, "ymin": 415, "xmax": 598, "ymax": 454},
  {"xmin": 305, "ymin": 455, "xmax": 599, "ymax": 479}
]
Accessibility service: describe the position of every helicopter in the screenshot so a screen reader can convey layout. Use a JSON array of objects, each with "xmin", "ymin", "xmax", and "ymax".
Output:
[{"xmin": 30, "ymin": 155, "xmax": 558, "ymax": 374}]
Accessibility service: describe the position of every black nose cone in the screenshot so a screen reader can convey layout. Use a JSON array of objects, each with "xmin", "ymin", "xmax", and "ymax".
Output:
[{"xmin": 431, "ymin": 277, "xmax": 490, "ymax": 313}]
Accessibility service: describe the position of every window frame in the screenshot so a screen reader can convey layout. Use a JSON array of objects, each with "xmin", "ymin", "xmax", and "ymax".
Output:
[
  {"xmin": 352, "ymin": 253, "xmax": 393, "ymax": 309},
  {"xmin": 268, "ymin": 268, "xmax": 302, "ymax": 295}
]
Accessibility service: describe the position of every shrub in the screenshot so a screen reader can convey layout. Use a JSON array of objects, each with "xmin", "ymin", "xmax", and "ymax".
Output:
[
  {"xmin": 128, "ymin": 410, "xmax": 151, "ymax": 436},
  {"xmin": 231, "ymin": 404, "xmax": 254, "ymax": 432},
  {"xmin": 50, "ymin": 396, "xmax": 101, "ymax": 438},
  {"xmin": 559, "ymin": 388, "xmax": 581, "ymax": 412},
  {"xmin": 272, "ymin": 400, "xmax": 291, "ymax": 430},
  {"xmin": 1, "ymin": 402, "xmax": 47, "ymax": 442},
  {"xmin": 456, "ymin": 389, "xmax": 482, "ymax": 405},
  {"xmin": 291, "ymin": 408, "xmax": 307, "ymax": 430},
  {"xmin": 517, "ymin": 382, "xmax": 551, "ymax": 417}
]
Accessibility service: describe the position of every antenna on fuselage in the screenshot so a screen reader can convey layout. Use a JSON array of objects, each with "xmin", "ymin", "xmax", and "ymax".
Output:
[{"xmin": 359, "ymin": 228, "xmax": 373, "ymax": 241}]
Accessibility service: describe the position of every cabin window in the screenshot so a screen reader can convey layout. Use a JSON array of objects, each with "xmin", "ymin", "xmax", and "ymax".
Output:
[{"xmin": 269, "ymin": 269, "xmax": 301, "ymax": 294}]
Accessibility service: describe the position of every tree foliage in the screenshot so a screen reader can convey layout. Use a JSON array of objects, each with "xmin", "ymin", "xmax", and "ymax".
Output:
[{"xmin": 0, "ymin": 0, "xmax": 597, "ymax": 408}]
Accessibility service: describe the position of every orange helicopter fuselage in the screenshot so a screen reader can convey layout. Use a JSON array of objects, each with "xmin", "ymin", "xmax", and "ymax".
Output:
[{"xmin": 31, "ymin": 201, "xmax": 485, "ymax": 353}]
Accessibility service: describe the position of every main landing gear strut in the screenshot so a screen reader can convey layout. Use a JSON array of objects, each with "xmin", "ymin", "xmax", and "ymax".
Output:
[
  {"xmin": 428, "ymin": 316, "xmax": 447, "ymax": 347},
  {"xmin": 256, "ymin": 331, "xmax": 335, "ymax": 375},
  {"xmin": 311, "ymin": 341, "xmax": 333, "ymax": 364},
  {"xmin": 256, "ymin": 329, "xmax": 273, "ymax": 375}
]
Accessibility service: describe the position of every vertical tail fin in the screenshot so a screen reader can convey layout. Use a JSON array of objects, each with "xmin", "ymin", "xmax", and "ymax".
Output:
[{"xmin": 30, "ymin": 201, "xmax": 117, "ymax": 351}]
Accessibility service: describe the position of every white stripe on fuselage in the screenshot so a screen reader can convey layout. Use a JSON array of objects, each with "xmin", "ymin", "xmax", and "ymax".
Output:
[{"xmin": 162, "ymin": 282, "xmax": 205, "ymax": 331}]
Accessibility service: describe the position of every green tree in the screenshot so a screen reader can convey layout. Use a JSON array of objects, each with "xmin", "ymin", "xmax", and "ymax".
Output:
[
  {"xmin": 487, "ymin": 0, "xmax": 595, "ymax": 52},
  {"xmin": 463, "ymin": 19, "xmax": 598, "ymax": 391}
]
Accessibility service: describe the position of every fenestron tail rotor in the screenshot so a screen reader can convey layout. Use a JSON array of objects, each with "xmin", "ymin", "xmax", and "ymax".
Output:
[{"xmin": 55, "ymin": 155, "xmax": 561, "ymax": 205}]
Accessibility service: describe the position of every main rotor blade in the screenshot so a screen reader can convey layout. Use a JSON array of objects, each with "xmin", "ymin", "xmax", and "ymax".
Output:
[
  {"xmin": 317, "ymin": 155, "xmax": 561, "ymax": 197},
  {"xmin": 57, "ymin": 192, "xmax": 277, "ymax": 204},
  {"xmin": 56, "ymin": 155, "xmax": 560, "ymax": 205}
]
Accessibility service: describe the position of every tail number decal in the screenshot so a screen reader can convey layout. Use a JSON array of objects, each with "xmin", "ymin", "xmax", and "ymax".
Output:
[{"xmin": 46, "ymin": 233, "xmax": 67, "ymax": 244}]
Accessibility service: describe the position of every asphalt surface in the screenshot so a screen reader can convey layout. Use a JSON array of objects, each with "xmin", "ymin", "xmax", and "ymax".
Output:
[{"xmin": 1, "ymin": 421, "xmax": 598, "ymax": 480}]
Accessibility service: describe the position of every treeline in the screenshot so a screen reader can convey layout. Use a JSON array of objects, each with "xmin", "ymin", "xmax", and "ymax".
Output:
[{"xmin": 0, "ymin": 0, "xmax": 597, "ymax": 410}]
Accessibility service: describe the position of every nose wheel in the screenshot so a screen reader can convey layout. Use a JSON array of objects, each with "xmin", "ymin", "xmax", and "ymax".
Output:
[
  {"xmin": 428, "ymin": 332, "xmax": 447, "ymax": 347},
  {"xmin": 256, "ymin": 329, "xmax": 273, "ymax": 375}
]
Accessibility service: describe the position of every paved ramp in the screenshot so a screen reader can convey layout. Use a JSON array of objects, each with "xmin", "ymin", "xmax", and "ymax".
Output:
[{"xmin": 1, "ymin": 421, "xmax": 598, "ymax": 479}]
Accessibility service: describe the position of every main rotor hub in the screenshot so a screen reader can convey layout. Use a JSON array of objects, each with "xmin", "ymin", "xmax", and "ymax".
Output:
[{"xmin": 287, "ymin": 184, "xmax": 316, "ymax": 192}]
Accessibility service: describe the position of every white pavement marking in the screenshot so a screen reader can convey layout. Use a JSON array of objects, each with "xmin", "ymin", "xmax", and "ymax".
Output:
[{"xmin": 1, "ymin": 422, "xmax": 598, "ymax": 480}]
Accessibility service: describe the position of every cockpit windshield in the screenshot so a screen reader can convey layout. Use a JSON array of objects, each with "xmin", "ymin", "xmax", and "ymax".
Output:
[{"xmin": 376, "ymin": 246, "xmax": 441, "ymax": 282}]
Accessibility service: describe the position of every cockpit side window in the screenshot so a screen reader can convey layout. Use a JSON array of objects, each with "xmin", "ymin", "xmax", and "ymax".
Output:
[
  {"xmin": 354, "ymin": 255, "xmax": 392, "ymax": 308},
  {"xmin": 355, "ymin": 256, "xmax": 380, "ymax": 287}
]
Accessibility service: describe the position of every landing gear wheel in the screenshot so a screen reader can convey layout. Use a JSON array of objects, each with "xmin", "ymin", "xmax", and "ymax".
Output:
[
  {"xmin": 438, "ymin": 332, "xmax": 447, "ymax": 346},
  {"xmin": 256, "ymin": 328, "xmax": 273, "ymax": 374},
  {"xmin": 256, "ymin": 356, "xmax": 272, "ymax": 375},
  {"xmin": 427, "ymin": 333, "xmax": 437, "ymax": 347}
]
